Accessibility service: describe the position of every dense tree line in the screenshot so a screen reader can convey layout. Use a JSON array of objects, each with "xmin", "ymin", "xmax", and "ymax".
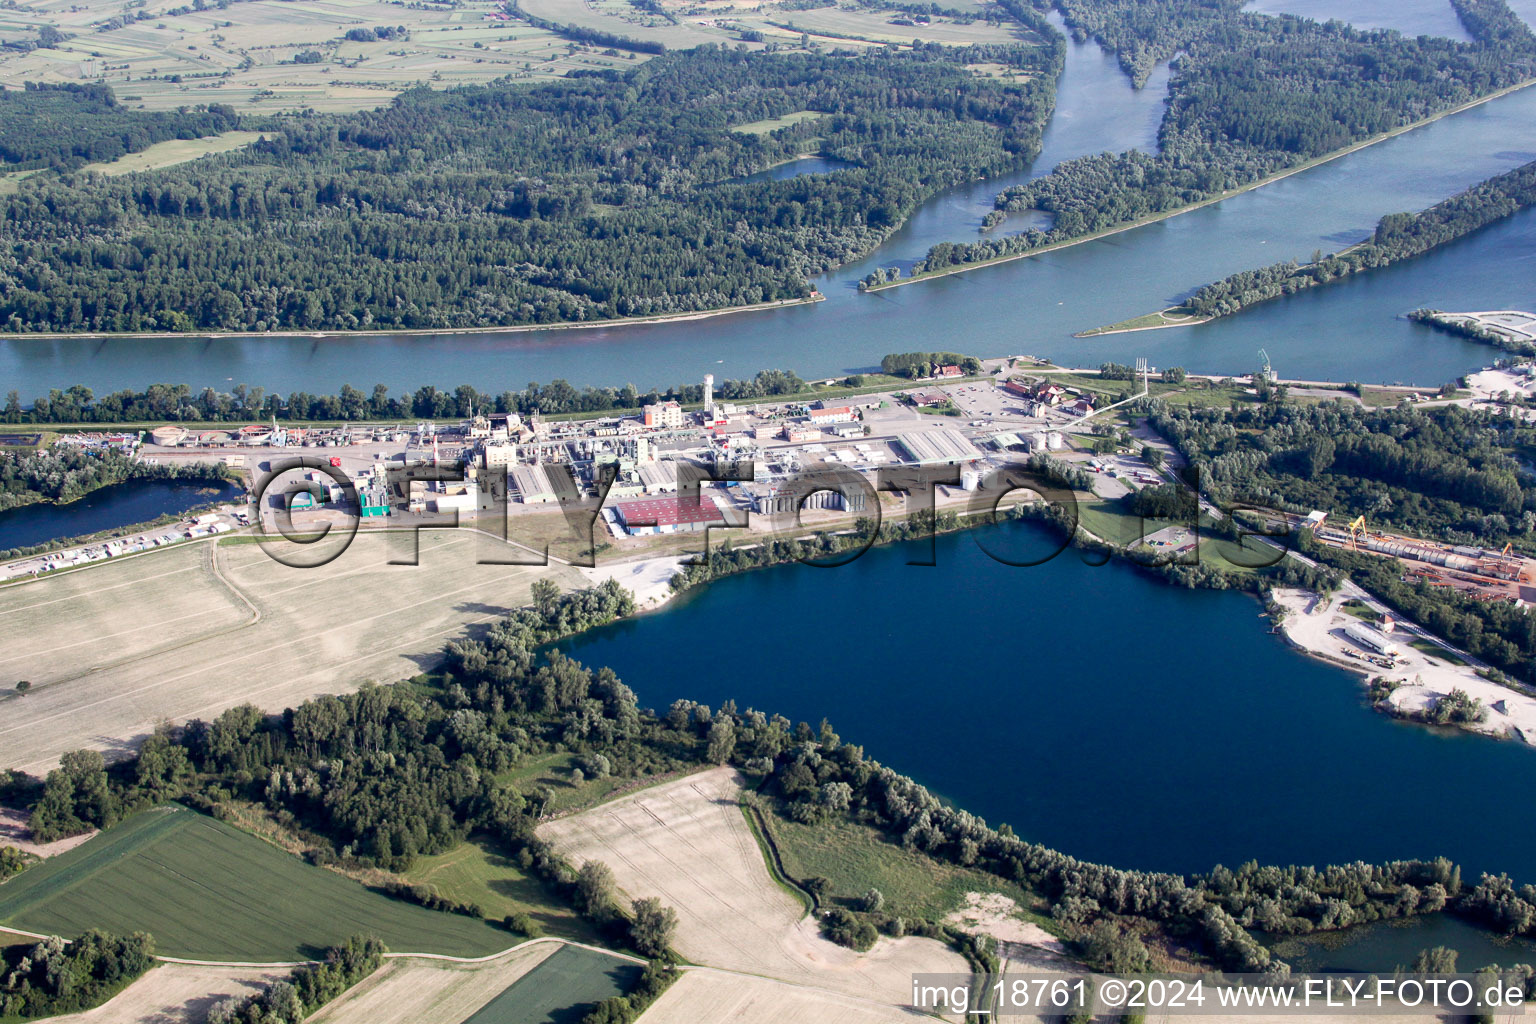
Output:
[
  {"xmin": 505, "ymin": 0, "xmax": 667, "ymax": 54},
  {"xmin": 1181, "ymin": 158, "xmax": 1536, "ymax": 318},
  {"xmin": 1145, "ymin": 397, "xmax": 1536, "ymax": 679},
  {"xmin": 1149, "ymin": 399, "xmax": 1536, "ymax": 545},
  {"xmin": 0, "ymin": 83, "xmax": 240, "ymax": 171},
  {"xmin": 206, "ymin": 936, "xmax": 384, "ymax": 1024},
  {"xmin": 0, "ymin": 930, "xmax": 155, "ymax": 1019},
  {"xmin": 1408, "ymin": 309, "xmax": 1536, "ymax": 355},
  {"xmin": 0, "ymin": 40, "xmax": 1060, "ymax": 333},
  {"xmin": 879, "ymin": 351, "xmax": 982, "ymax": 378},
  {"xmin": 881, "ymin": 0, "xmax": 1536, "ymax": 284},
  {"xmin": 0, "ymin": 445, "xmax": 234, "ymax": 512},
  {"xmin": 2, "ymin": 369, "xmax": 808, "ymax": 426}
]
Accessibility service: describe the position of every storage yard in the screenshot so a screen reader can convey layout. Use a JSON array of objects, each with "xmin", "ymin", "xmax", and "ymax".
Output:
[{"xmin": 1311, "ymin": 516, "xmax": 1536, "ymax": 606}]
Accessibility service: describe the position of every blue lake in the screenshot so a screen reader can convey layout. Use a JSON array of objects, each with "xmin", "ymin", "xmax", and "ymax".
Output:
[
  {"xmin": 0, "ymin": 478, "xmax": 240, "ymax": 551},
  {"xmin": 557, "ymin": 525, "xmax": 1536, "ymax": 884}
]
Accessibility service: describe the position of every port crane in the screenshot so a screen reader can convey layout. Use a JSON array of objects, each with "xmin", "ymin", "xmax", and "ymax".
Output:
[{"xmin": 1347, "ymin": 514, "xmax": 1368, "ymax": 550}]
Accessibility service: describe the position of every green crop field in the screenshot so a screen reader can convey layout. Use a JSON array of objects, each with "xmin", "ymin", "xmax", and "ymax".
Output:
[
  {"xmin": 0, "ymin": 805, "xmax": 512, "ymax": 960},
  {"xmin": 460, "ymin": 945, "xmax": 641, "ymax": 1024},
  {"xmin": 402, "ymin": 840, "xmax": 601, "ymax": 944}
]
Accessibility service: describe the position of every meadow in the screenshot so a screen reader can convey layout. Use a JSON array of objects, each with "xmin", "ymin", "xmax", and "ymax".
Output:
[
  {"xmin": 401, "ymin": 839, "xmax": 602, "ymax": 944},
  {"xmin": 0, "ymin": 805, "xmax": 512, "ymax": 960}
]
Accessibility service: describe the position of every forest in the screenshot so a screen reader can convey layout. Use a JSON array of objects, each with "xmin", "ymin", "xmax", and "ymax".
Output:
[
  {"xmin": 1147, "ymin": 397, "xmax": 1536, "ymax": 679},
  {"xmin": 1, "ymin": 368, "xmax": 810, "ymax": 425},
  {"xmin": 0, "ymin": 40, "xmax": 1060, "ymax": 333},
  {"xmin": 0, "ymin": 445, "xmax": 235, "ymax": 512},
  {"xmin": 0, "ymin": 83, "xmax": 240, "ymax": 171},
  {"xmin": 1177, "ymin": 157, "xmax": 1536, "ymax": 319},
  {"xmin": 0, "ymin": 929, "xmax": 155, "ymax": 1019},
  {"xmin": 883, "ymin": 0, "xmax": 1536, "ymax": 284}
]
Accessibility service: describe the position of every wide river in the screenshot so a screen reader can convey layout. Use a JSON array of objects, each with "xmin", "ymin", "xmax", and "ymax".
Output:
[{"xmin": 5, "ymin": 3, "xmax": 1536, "ymax": 396}]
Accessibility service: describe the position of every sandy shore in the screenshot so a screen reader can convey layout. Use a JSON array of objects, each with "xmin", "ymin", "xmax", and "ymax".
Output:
[{"xmin": 1270, "ymin": 587, "xmax": 1536, "ymax": 745}]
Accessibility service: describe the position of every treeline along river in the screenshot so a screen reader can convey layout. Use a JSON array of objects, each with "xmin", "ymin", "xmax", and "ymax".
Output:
[
  {"xmin": 556, "ymin": 525, "xmax": 1536, "ymax": 884},
  {"xmin": 4, "ymin": 5, "xmax": 1536, "ymax": 398}
]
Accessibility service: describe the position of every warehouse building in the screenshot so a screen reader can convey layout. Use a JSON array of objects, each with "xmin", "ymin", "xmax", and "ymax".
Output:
[
  {"xmin": 510, "ymin": 463, "xmax": 557, "ymax": 504},
  {"xmin": 1343, "ymin": 621, "xmax": 1400, "ymax": 658},
  {"xmin": 896, "ymin": 428, "xmax": 983, "ymax": 466},
  {"xmin": 612, "ymin": 494, "xmax": 726, "ymax": 535}
]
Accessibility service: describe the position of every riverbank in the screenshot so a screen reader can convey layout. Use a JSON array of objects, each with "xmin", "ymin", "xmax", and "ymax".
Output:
[
  {"xmin": 862, "ymin": 76, "xmax": 1536, "ymax": 293},
  {"xmin": 0, "ymin": 293, "xmax": 827, "ymax": 343}
]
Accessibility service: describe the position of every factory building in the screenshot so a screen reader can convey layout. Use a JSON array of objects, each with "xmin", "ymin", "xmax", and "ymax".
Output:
[
  {"xmin": 612, "ymin": 494, "xmax": 726, "ymax": 535},
  {"xmin": 896, "ymin": 428, "xmax": 983, "ymax": 466},
  {"xmin": 1343, "ymin": 621, "xmax": 1400, "ymax": 658},
  {"xmin": 643, "ymin": 401, "xmax": 684, "ymax": 429},
  {"xmin": 809, "ymin": 404, "xmax": 856, "ymax": 425},
  {"xmin": 510, "ymin": 463, "xmax": 557, "ymax": 504},
  {"xmin": 637, "ymin": 461, "xmax": 679, "ymax": 494},
  {"xmin": 752, "ymin": 485, "xmax": 867, "ymax": 516}
]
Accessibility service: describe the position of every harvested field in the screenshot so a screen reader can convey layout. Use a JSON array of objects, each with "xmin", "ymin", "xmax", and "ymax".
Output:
[
  {"xmin": 638, "ymin": 969, "xmax": 931, "ymax": 1024},
  {"xmin": 0, "ymin": 804, "xmax": 512, "ymax": 960},
  {"xmin": 306, "ymin": 943, "xmax": 558, "ymax": 1024},
  {"xmin": 42, "ymin": 962, "xmax": 286, "ymax": 1024},
  {"xmin": 80, "ymin": 131, "xmax": 267, "ymax": 175},
  {"xmin": 0, "ymin": 530, "xmax": 583, "ymax": 774},
  {"xmin": 537, "ymin": 767, "xmax": 968, "ymax": 1008}
]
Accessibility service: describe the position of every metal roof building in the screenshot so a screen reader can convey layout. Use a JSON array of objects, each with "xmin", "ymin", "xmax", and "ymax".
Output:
[
  {"xmin": 612, "ymin": 494, "xmax": 725, "ymax": 535},
  {"xmin": 510, "ymin": 463, "xmax": 556, "ymax": 504},
  {"xmin": 896, "ymin": 428, "xmax": 983, "ymax": 465}
]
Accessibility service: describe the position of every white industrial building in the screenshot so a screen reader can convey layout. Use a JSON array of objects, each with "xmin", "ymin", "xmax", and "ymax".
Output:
[
  {"xmin": 895, "ymin": 428, "xmax": 984, "ymax": 465},
  {"xmin": 1343, "ymin": 621, "xmax": 1400, "ymax": 658},
  {"xmin": 510, "ymin": 463, "xmax": 557, "ymax": 504}
]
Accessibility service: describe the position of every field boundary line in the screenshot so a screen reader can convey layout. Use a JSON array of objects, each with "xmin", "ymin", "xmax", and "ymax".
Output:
[{"xmin": 151, "ymin": 936, "xmax": 646, "ymax": 969}]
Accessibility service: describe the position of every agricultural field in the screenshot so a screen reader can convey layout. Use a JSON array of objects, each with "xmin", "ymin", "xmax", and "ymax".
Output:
[
  {"xmin": 537, "ymin": 767, "xmax": 968, "ymax": 1008},
  {"xmin": 401, "ymin": 839, "xmax": 601, "ymax": 943},
  {"xmin": 0, "ymin": 0, "xmax": 644, "ymax": 114},
  {"xmin": 460, "ymin": 944, "xmax": 643, "ymax": 1024},
  {"xmin": 762, "ymin": 809, "xmax": 1048, "ymax": 924},
  {"xmin": 78, "ymin": 129, "xmax": 266, "ymax": 175},
  {"xmin": 305, "ymin": 942, "xmax": 563, "ymax": 1024},
  {"xmin": 637, "ymin": 969, "xmax": 930, "ymax": 1024},
  {"xmin": 0, "ymin": 804, "xmax": 515, "ymax": 961},
  {"xmin": 0, "ymin": 530, "xmax": 584, "ymax": 774},
  {"xmin": 520, "ymin": 0, "xmax": 1032, "ymax": 52},
  {"xmin": 41, "ymin": 962, "xmax": 286, "ymax": 1024}
]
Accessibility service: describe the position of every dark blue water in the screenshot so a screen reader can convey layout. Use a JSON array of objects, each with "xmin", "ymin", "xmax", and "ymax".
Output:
[
  {"xmin": 1271, "ymin": 914, "xmax": 1536, "ymax": 972},
  {"xmin": 556, "ymin": 524, "xmax": 1536, "ymax": 882},
  {"xmin": 730, "ymin": 156, "xmax": 854, "ymax": 184},
  {"xmin": 0, "ymin": 478, "xmax": 239, "ymax": 550}
]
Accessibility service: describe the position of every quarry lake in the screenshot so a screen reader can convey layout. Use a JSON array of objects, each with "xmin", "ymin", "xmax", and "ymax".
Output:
[
  {"xmin": 556, "ymin": 524, "xmax": 1536, "ymax": 884},
  {"xmin": 8, "ymin": 9, "xmax": 1536, "ymax": 397},
  {"xmin": 0, "ymin": 478, "xmax": 239, "ymax": 552}
]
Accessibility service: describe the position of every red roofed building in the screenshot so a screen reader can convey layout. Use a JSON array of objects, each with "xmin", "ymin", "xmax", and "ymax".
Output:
[
  {"xmin": 936, "ymin": 365, "xmax": 963, "ymax": 378},
  {"xmin": 808, "ymin": 405, "xmax": 855, "ymax": 425},
  {"xmin": 612, "ymin": 494, "xmax": 726, "ymax": 535}
]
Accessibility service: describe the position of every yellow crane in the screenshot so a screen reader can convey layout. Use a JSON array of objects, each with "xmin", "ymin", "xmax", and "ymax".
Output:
[{"xmin": 1348, "ymin": 515, "xmax": 1368, "ymax": 551}]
